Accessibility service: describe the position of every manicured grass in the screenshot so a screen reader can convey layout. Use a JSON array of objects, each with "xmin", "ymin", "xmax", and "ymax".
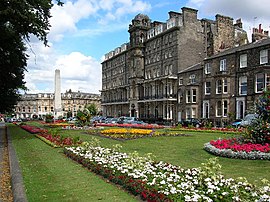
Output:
[
  {"xmin": 9, "ymin": 125, "xmax": 138, "ymax": 202},
  {"xmin": 11, "ymin": 122, "xmax": 270, "ymax": 201}
]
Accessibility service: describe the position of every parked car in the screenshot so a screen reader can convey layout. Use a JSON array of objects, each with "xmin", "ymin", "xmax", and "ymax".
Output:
[
  {"xmin": 230, "ymin": 119, "xmax": 242, "ymax": 128},
  {"xmin": 105, "ymin": 118, "xmax": 118, "ymax": 124},
  {"xmin": 129, "ymin": 120, "xmax": 147, "ymax": 125},
  {"xmin": 6, "ymin": 117, "xmax": 17, "ymax": 123},
  {"xmin": 239, "ymin": 114, "xmax": 259, "ymax": 127},
  {"xmin": 117, "ymin": 116, "xmax": 139, "ymax": 124},
  {"xmin": 90, "ymin": 116, "xmax": 106, "ymax": 123},
  {"xmin": 178, "ymin": 118, "xmax": 202, "ymax": 128},
  {"xmin": 68, "ymin": 117, "xmax": 78, "ymax": 124}
]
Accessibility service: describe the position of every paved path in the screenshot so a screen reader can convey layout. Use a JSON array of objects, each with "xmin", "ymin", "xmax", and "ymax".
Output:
[{"xmin": 0, "ymin": 122, "xmax": 27, "ymax": 202}]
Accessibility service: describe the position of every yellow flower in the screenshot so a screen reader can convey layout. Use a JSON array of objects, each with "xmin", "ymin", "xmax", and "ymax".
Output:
[{"xmin": 101, "ymin": 128, "xmax": 152, "ymax": 138}]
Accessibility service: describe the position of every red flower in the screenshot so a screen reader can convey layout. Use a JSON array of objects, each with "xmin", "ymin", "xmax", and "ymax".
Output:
[{"xmin": 210, "ymin": 139, "xmax": 270, "ymax": 153}]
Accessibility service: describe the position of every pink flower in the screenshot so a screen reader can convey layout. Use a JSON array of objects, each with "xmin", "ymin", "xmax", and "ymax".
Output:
[{"xmin": 210, "ymin": 139, "xmax": 270, "ymax": 153}]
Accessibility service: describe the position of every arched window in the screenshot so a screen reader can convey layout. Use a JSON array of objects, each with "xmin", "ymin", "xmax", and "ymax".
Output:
[
  {"xmin": 203, "ymin": 101, "xmax": 209, "ymax": 118},
  {"xmin": 140, "ymin": 33, "xmax": 145, "ymax": 43}
]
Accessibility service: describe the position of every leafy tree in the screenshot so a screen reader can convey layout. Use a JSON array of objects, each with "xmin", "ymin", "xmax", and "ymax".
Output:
[
  {"xmin": 76, "ymin": 109, "xmax": 91, "ymax": 126},
  {"xmin": 244, "ymin": 88, "xmax": 270, "ymax": 144},
  {"xmin": 0, "ymin": 0, "xmax": 62, "ymax": 113},
  {"xmin": 45, "ymin": 114, "xmax": 54, "ymax": 123},
  {"xmin": 86, "ymin": 103, "xmax": 98, "ymax": 116}
]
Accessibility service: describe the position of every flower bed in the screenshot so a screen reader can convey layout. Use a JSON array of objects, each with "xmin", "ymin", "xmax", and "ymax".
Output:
[
  {"xmin": 204, "ymin": 138, "xmax": 270, "ymax": 160},
  {"xmin": 88, "ymin": 128, "xmax": 188, "ymax": 140},
  {"xmin": 64, "ymin": 145, "xmax": 270, "ymax": 201},
  {"xmin": 36, "ymin": 133, "xmax": 82, "ymax": 148},
  {"xmin": 96, "ymin": 123, "xmax": 165, "ymax": 129},
  {"xmin": 100, "ymin": 128, "xmax": 153, "ymax": 139},
  {"xmin": 172, "ymin": 126, "xmax": 241, "ymax": 134},
  {"xmin": 46, "ymin": 122, "xmax": 72, "ymax": 128},
  {"xmin": 20, "ymin": 124, "xmax": 46, "ymax": 134}
]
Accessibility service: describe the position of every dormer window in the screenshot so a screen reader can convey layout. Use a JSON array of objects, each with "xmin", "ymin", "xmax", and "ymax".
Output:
[
  {"xmin": 179, "ymin": 78, "xmax": 183, "ymax": 85},
  {"xmin": 189, "ymin": 74, "xmax": 196, "ymax": 84}
]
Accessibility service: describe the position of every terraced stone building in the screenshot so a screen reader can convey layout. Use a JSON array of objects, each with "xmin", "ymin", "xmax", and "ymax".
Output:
[
  {"xmin": 101, "ymin": 6, "xmax": 249, "ymax": 125},
  {"xmin": 15, "ymin": 90, "xmax": 101, "ymax": 119}
]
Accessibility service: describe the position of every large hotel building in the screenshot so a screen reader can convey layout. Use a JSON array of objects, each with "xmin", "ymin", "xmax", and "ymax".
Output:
[
  {"xmin": 15, "ymin": 90, "xmax": 101, "ymax": 119},
  {"xmin": 101, "ymin": 7, "xmax": 270, "ymax": 126}
]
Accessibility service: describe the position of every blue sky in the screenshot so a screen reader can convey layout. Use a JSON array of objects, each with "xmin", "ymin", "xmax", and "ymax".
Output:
[{"xmin": 25, "ymin": 0, "xmax": 270, "ymax": 94}]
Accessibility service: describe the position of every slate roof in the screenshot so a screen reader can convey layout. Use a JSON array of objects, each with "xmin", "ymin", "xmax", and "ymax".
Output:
[
  {"xmin": 178, "ymin": 63, "xmax": 202, "ymax": 74},
  {"xmin": 206, "ymin": 38, "xmax": 270, "ymax": 60}
]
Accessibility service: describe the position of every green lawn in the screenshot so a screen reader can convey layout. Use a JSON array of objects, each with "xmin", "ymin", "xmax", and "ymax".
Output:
[
  {"xmin": 9, "ymin": 125, "xmax": 138, "ymax": 202},
  {"xmin": 9, "ymin": 123, "xmax": 270, "ymax": 201}
]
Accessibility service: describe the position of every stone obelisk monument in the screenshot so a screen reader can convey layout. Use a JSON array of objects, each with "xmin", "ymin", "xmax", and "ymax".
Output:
[{"xmin": 54, "ymin": 69, "xmax": 62, "ymax": 118}]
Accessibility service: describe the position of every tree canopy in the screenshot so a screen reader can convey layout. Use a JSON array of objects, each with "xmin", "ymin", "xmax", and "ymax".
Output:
[
  {"xmin": 0, "ymin": 0, "xmax": 62, "ymax": 113},
  {"xmin": 86, "ymin": 103, "xmax": 98, "ymax": 116}
]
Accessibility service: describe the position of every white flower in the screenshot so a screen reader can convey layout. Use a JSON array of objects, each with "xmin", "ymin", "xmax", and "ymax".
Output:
[
  {"xmin": 160, "ymin": 180, "xmax": 166, "ymax": 185},
  {"xmin": 184, "ymin": 195, "xmax": 191, "ymax": 201},
  {"xmin": 170, "ymin": 187, "xmax": 177, "ymax": 194}
]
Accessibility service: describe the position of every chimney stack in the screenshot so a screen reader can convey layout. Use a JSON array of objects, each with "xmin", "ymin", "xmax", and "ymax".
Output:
[{"xmin": 252, "ymin": 24, "xmax": 269, "ymax": 42}]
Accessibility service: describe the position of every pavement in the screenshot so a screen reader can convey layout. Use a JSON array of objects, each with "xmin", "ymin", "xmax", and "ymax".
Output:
[{"xmin": 0, "ymin": 122, "xmax": 28, "ymax": 202}]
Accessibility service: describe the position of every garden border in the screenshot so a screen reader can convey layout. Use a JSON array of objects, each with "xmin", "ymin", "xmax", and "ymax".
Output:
[
  {"xmin": 7, "ymin": 127, "xmax": 28, "ymax": 202},
  {"xmin": 204, "ymin": 142, "xmax": 270, "ymax": 160}
]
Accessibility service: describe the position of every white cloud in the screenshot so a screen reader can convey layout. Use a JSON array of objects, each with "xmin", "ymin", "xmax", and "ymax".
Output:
[
  {"xmin": 115, "ymin": 0, "xmax": 151, "ymax": 17},
  {"xmin": 97, "ymin": 0, "xmax": 151, "ymax": 25},
  {"xmin": 25, "ymin": 50, "xmax": 101, "ymax": 94},
  {"xmin": 188, "ymin": 0, "xmax": 270, "ymax": 22},
  {"xmin": 48, "ymin": 0, "xmax": 151, "ymax": 39},
  {"xmin": 99, "ymin": 0, "xmax": 115, "ymax": 11},
  {"xmin": 25, "ymin": 0, "xmax": 152, "ymax": 96},
  {"xmin": 49, "ymin": 0, "xmax": 99, "ymax": 41}
]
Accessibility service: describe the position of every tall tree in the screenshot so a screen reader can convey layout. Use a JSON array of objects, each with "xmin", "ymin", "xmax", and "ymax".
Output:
[
  {"xmin": 86, "ymin": 103, "xmax": 98, "ymax": 116},
  {"xmin": 0, "ymin": 0, "xmax": 62, "ymax": 113}
]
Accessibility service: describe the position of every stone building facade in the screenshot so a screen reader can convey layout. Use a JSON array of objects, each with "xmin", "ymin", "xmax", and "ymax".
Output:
[
  {"xmin": 15, "ymin": 90, "xmax": 101, "ymax": 119},
  {"xmin": 177, "ymin": 63, "xmax": 203, "ymax": 122},
  {"xmin": 202, "ymin": 38, "xmax": 270, "ymax": 127},
  {"xmin": 101, "ymin": 6, "xmax": 248, "ymax": 124}
]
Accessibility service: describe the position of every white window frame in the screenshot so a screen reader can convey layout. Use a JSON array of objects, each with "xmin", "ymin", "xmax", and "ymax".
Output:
[
  {"xmin": 169, "ymin": 64, "xmax": 173, "ymax": 75},
  {"xmin": 216, "ymin": 101, "xmax": 222, "ymax": 117},
  {"xmin": 203, "ymin": 100, "xmax": 209, "ymax": 119},
  {"xmin": 179, "ymin": 77, "xmax": 183, "ymax": 85},
  {"xmin": 191, "ymin": 108, "xmax": 196, "ymax": 118},
  {"xmin": 186, "ymin": 89, "xmax": 197, "ymax": 103},
  {"xmin": 192, "ymin": 89, "xmax": 197, "ymax": 103},
  {"xmin": 239, "ymin": 76, "xmax": 247, "ymax": 95},
  {"xmin": 223, "ymin": 100, "xmax": 228, "ymax": 117},
  {"xmin": 216, "ymin": 80, "xmax": 222, "ymax": 94},
  {"xmin": 256, "ymin": 73, "xmax": 264, "ymax": 93},
  {"xmin": 186, "ymin": 90, "xmax": 191, "ymax": 103},
  {"xmin": 260, "ymin": 49, "xmax": 268, "ymax": 64},
  {"xmin": 205, "ymin": 63, "xmax": 211, "ymax": 74},
  {"xmin": 223, "ymin": 79, "xmax": 228, "ymax": 94},
  {"xmin": 189, "ymin": 74, "xmax": 196, "ymax": 84},
  {"xmin": 178, "ymin": 90, "xmax": 183, "ymax": 104},
  {"xmin": 240, "ymin": 54, "xmax": 247, "ymax": 68},
  {"xmin": 205, "ymin": 81, "xmax": 211, "ymax": 95},
  {"xmin": 220, "ymin": 59, "xmax": 227, "ymax": 71},
  {"xmin": 236, "ymin": 97, "xmax": 246, "ymax": 119}
]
